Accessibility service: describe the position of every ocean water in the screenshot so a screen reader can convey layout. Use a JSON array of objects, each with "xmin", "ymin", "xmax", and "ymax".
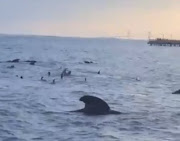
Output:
[{"xmin": 0, "ymin": 35, "xmax": 180, "ymax": 141}]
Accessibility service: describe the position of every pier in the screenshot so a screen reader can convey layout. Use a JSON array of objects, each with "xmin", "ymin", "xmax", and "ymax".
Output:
[{"xmin": 148, "ymin": 38, "xmax": 180, "ymax": 47}]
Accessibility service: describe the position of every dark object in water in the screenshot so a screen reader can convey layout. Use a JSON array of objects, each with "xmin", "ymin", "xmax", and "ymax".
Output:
[
  {"xmin": 16, "ymin": 75, "xmax": 19, "ymax": 77},
  {"xmin": 172, "ymin": 89, "xmax": 180, "ymax": 94},
  {"xmin": 61, "ymin": 68, "xmax": 66, "ymax": 79},
  {"xmin": 7, "ymin": 59, "xmax": 20, "ymax": 63},
  {"xmin": 48, "ymin": 72, "xmax": 51, "ymax": 76},
  {"xmin": 29, "ymin": 61, "xmax": 36, "ymax": 65},
  {"xmin": 85, "ymin": 78, "xmax": 87, "ymax": 82},
  {"xmin": 61, "ymin": 68, "xmax": 71, "ymax": 79},
  {"xmin": 84, "ymin": 61, "xmax": 93, "ymax": 64},
  {"xmin": 20, "ymin": 76, "xmax": 23, "ymax": 79},
  {"xmin": 97, "ymin": 70, "xmax": 100, "ymax": 74},
  {"xmin": 135, "ymin": 77, "xmax": 140, "ymax": 81},
  {"xmin": 41, "ymin": 77, "xmax": 47, "ymax": 82},
  {"xmin": 7, "ymin": 65, "xmax": 15, "ymax": 69},
  {"xmin": 24, "ymin": 60, "xmax": 37, "ymax": 65},
  {"xmin": 25, "ymin": 60, "xmax": 37, "ymax": 63},
  {"xmin": 51, "ymin": 79, "xmax": 56, "ymax": 84},
  {"xmin": 71, "ymin": 95, "xmax": 121, "ymax": 115},
  {"xmin": 61, "ymin": 73, "xmax": 63, "ymax": 79},
  {"xmin": 66, "ymin": 71, "xmax": 71, "ymax": 75}
]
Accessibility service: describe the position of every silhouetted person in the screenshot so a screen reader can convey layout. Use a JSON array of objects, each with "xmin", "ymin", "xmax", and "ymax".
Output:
[
  {"xmin": 61, "ymin": 73, "xmax": 64, "ymax": 79},
  {"xmin": 97, "ymin": 70, "xmax": 100, "ymax": 74},
  {"xmin": 61, "ymin": 68, "xmax": 67, "ymax": 79},
  {"xmin": 51, "ymin": 79, "xmax": 56, "ymax": 84},
  {"xmin": 85, "ymin": 78, "xmax": 87, "ymax": 82},
  {"xmin": 48, "ymin": 72, "xmax": 51, "ymax": 76}
]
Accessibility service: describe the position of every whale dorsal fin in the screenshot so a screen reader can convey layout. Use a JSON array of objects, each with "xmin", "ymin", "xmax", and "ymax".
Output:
[{"xmin": 79, "ymin": 95, "xmax": 110, "ymax": 115}]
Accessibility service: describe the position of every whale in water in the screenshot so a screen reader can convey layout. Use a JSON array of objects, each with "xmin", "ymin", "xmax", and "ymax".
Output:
[
  {"xmin": 172, "ymin": 89, "xmax": 180, "ymax": 94},
  {"xmin": 7, "ymin": 59, "xmax": 20, "ymax": 63},
  {"xmin": 71, "ymin": 95, "xmax": 121, "ymax": 115}
]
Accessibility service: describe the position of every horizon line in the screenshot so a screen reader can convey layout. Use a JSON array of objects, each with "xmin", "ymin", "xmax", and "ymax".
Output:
[{"xmin": 0, "ymin": 32, "xmax": 147, "ymax": 41}]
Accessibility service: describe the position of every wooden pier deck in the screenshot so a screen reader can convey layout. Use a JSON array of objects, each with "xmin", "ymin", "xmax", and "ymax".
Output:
[{"xmin": 148, "ymin": 38, "xmax": 180, "ymax": 47}]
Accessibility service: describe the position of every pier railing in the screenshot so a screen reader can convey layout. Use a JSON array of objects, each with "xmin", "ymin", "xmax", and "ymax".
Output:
[{"xmin": 148, "ymin": 38, "xmax": 180, "ymax": 47}]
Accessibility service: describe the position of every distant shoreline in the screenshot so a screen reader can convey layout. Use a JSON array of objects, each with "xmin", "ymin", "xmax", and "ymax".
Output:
[{"xmin": 0, "ymin": 33, "xmax": 146, "ymax": 41}]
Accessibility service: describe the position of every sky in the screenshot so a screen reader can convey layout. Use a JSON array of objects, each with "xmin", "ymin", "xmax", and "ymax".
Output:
[{"xmin": 0, "ymin": 0, "xmax": 180, "ymax": 39}]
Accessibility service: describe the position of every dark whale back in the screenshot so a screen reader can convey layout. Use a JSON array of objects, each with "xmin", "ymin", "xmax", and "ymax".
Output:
[
  {"xmin": 71, "ymin": 95, "xmax": 121, "ymax": 115},
  {"xmin": 172, "ymin": 89, "xmax": 180, "ymax": 94},
  {"xmin": 80, "ymin": 95, "xmax": 110, "ymax": 115}
]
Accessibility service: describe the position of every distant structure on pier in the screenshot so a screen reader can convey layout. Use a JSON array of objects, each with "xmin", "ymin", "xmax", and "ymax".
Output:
[{"xmin": 148, "ymin": 38, "xmax": 180, "ymax": 47}]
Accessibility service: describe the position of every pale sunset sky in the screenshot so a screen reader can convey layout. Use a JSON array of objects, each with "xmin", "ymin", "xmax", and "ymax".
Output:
[{"xmin": 0, "ymin": 0, "xmax": 180, "ymax": 39}]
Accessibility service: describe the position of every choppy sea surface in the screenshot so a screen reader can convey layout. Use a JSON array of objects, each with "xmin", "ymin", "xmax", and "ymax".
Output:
[{"xmin": 0, "ymin": 35, "xmax": 180, "ymax": 141}]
